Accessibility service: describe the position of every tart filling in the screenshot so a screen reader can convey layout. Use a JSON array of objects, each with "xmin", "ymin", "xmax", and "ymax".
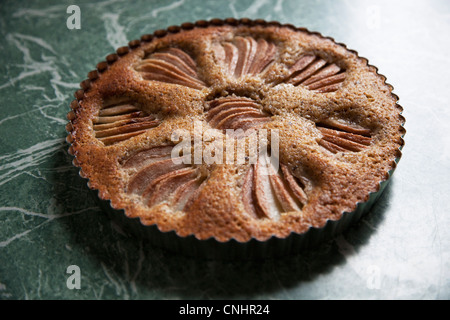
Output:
[{"xmin": 66, "ymin": 19, "xmax": 404, "ymax": 243}]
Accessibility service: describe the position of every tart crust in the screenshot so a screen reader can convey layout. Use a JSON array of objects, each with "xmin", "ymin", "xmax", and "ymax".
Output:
[{"xmin": 66, "ymin": 18, "xmax": 405, "ymax": 244}]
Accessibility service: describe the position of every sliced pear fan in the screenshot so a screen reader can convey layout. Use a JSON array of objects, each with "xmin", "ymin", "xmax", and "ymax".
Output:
[
  {"xmin": 213, "ymin": 36, "xmax": 276, "ymax": 78},
  {"xmin": 123, "ymin": 146, "xmax": 206, "ymax": 211},
  {"xmin": 135, "ymin": 48, "xmax": 206, "ymax": 90},
  {"xmin": 317, "ymin": 119, "xmax": 372, "ymax": 153},
  {"xmin": 206, "ymin": 97, "xmax": 272, "ymax": 136},
  {"xmin": 94, "ymin": 100, "xmax": 160, "ymax": 145},
  {"xmin": 242, "ymin": 153, "xmax": 308, "ymax": 220},
  {"xmin": 285, "ymin": 55, "xmax": 346, "ymax": 93}
]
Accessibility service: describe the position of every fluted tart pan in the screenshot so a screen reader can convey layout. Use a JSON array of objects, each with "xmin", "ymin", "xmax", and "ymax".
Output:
[{"xmin": 66, "ymin": 18, "xmax": 405, "ymax": 259}]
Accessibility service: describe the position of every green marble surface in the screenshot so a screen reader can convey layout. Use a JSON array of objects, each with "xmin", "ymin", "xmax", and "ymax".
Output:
[{"xmin": 1, "ymin": 0, "xmax": 450, "ymax": 300}]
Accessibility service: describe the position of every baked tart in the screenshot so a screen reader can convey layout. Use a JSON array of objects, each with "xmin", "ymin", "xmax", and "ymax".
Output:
[{"xmin": 66, "ymin": 18, "xmax": 405, "ymax": 256}]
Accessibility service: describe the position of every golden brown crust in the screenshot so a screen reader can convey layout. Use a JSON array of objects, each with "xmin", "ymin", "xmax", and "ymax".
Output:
[{"xmin": 66, "ymin": 19, "xmax": 405, "ymax": 243}]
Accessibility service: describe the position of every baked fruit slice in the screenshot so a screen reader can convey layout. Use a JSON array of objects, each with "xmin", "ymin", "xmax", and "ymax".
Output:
[{"xmin": 66, "ymin": 19, "xmax": 405, "ymax": 247}]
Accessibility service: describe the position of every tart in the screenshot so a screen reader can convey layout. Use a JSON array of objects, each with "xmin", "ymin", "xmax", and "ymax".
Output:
[{"xmin": 66, "ymin": 18, "xmax": 405, "ymax": 254}]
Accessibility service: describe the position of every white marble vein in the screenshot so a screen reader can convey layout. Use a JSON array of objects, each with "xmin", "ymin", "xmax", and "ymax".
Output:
[
  {"xmin": 0, "ymin": 33, "xmax": 55, "ymax": 90},
  {"xmin": 100, "ymin": 262, "xmax": 131, "ymax": 299},
  {"xmin": 126, "ymin": 0, "xmax": 185, "ymax": 32},
  {"xmin": 151, "ymin": 0, "xmax": 185, "ymax": 17},
  {"xmin": 130, "ymin": 241, "xmax": 145, "ymax": 295},
  {"xmin": 0, "ymin": 32, "xmax": 79, "ymax": 113},
  {"xmin": 13, "ymin": 33, "xmax": 56, "ymax": 54},
  {"xmin": 97, "ymin": 240, "xmax": 145, "ymax": 299},
  {"xmin": 86, "ymin": 0, "xmax": 124, "ymax": 10},
  {"xmin": 0, "ymin": 227, "xmax": 35, "ymax": 248},
  {"xmin": 0, "ymin": 138, "xmax": 65, "ymax": 187},
  {"xmin": 0, "ymin": 206, "xmax": 100, "ymax": 248},
  {"xmin": 12, "ymin": 5, "xmax": 67, "ymax": 19},
  {"xmin": 101, "ymin": 13, "xmax": 128, "ymax": 49},
  {"xmin": 240, "ymin": 0, "xmax": 270, "ymax": 16}
]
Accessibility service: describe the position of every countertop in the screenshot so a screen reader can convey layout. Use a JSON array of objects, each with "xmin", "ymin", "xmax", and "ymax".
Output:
[{"xmin": 1, "ymin": 0, "xmax": 449, "ymax": 299}]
